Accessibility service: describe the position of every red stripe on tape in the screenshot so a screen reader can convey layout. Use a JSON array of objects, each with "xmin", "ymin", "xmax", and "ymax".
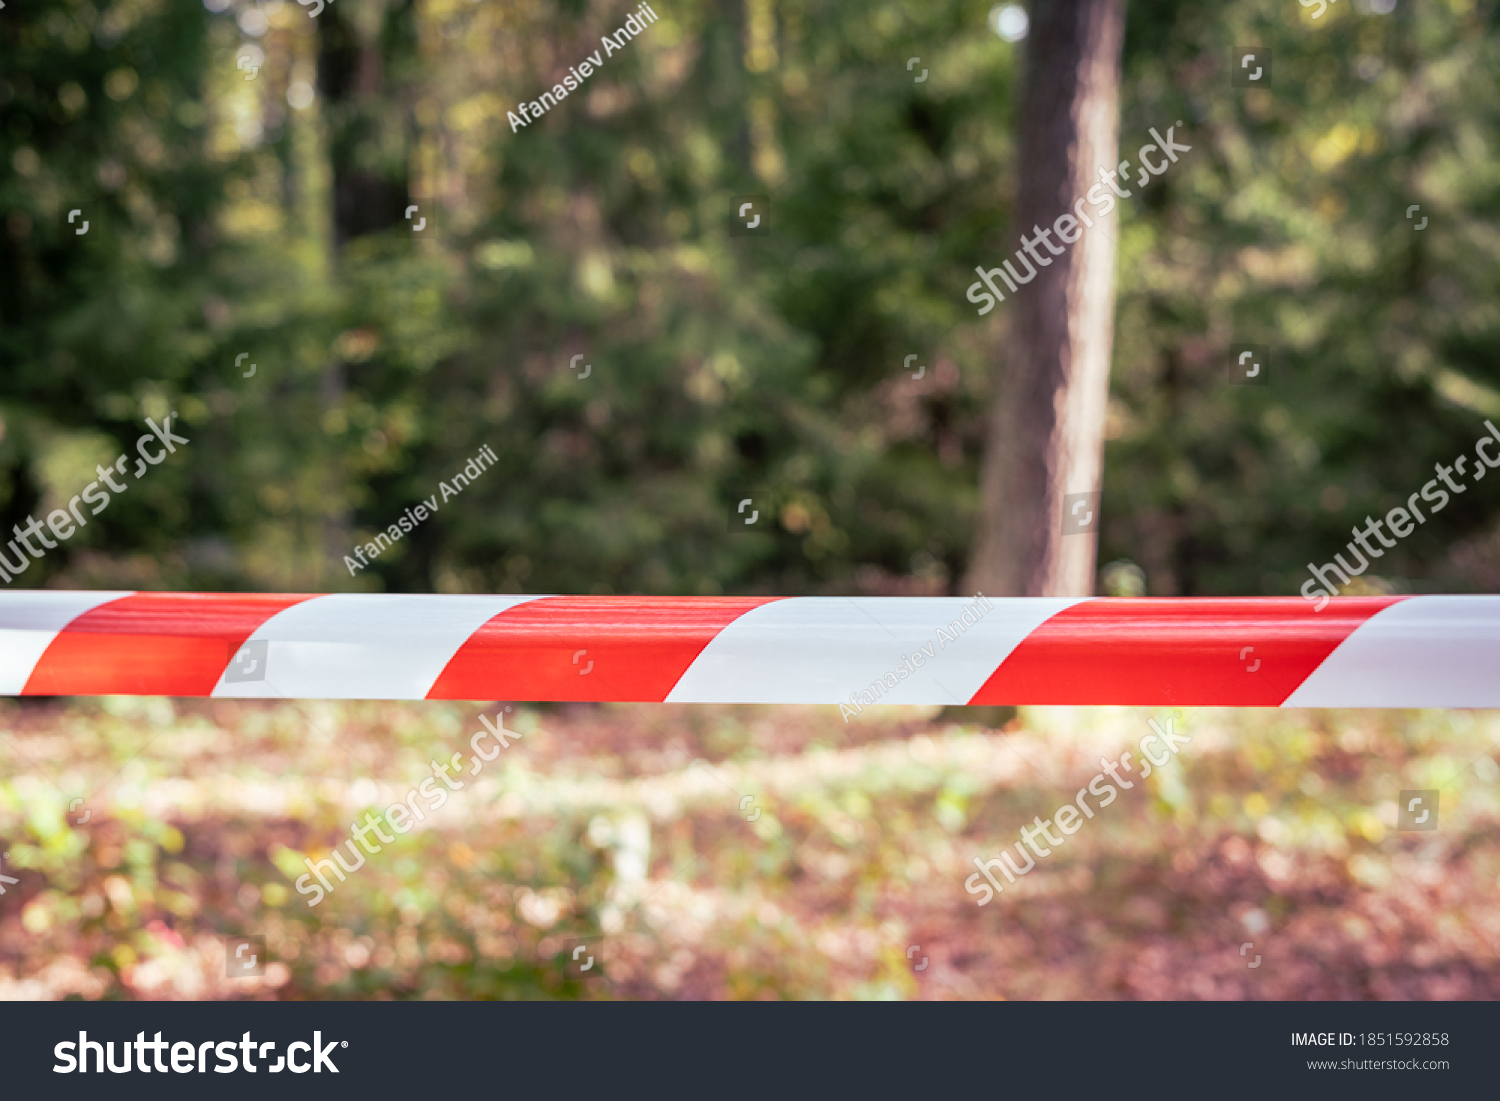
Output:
[
  {"xmin": 427, "ymin": 595, "xmax": 781, "ymax": 701},
  {"xmin": 968, "ymin": 596, "xmax": 1405, "ymax": 706},
  {"xmin": 22, "ymin": 592, "xmax": 314, "ymax": 697}
]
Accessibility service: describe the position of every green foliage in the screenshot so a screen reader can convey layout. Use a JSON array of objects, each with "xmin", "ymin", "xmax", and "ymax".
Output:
[{"xmin": 1108, "ymin": 0, "xmax": 1500, "ymax": 594}]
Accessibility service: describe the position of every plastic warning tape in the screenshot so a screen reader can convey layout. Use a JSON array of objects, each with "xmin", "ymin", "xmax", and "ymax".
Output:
[{"xmin": 0, "ymin": 592, "xmax": 1495, "ymax": 706}]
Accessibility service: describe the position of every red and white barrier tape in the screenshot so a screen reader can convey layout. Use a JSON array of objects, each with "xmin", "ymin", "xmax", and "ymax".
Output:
[{"xmin": 0, "ymin": 592, "xmax": 1495, "ymax": 706}]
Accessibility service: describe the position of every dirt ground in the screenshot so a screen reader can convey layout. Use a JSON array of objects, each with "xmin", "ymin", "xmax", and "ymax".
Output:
[{"xmin": 2, "ymin": 698, "xmax": 1497, "ymax": 999}]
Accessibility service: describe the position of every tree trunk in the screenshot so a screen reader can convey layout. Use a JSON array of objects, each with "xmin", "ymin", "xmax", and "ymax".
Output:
[{"xmin": 966, "ymin": 0, "xmax": 1126, "ymax": 597}]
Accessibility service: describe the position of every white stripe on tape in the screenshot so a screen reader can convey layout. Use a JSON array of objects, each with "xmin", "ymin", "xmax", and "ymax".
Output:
[
  {"xmin": 212, "ymin": 594, "xmax": 543, "ymax": 700},
  {"xmin": 1284, "ymin": 594, "xmax": 1500, "ymax": 708},
  {"xmin": 666, "ymin": 596, "xmax": 1083, "ymax": 705},
  {"xmin": 0, "ymin": 590, "xmax": 132, "ymax": 695}
]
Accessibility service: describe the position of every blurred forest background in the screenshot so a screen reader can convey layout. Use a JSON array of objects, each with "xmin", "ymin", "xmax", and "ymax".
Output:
[
  {"xmin": 3, "ymin": 0, "xmax": 1500, "ymax": 1002},
  {"xmin": 3, "ymin": 0, "xmax": 1499, "ymax": 598}
]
